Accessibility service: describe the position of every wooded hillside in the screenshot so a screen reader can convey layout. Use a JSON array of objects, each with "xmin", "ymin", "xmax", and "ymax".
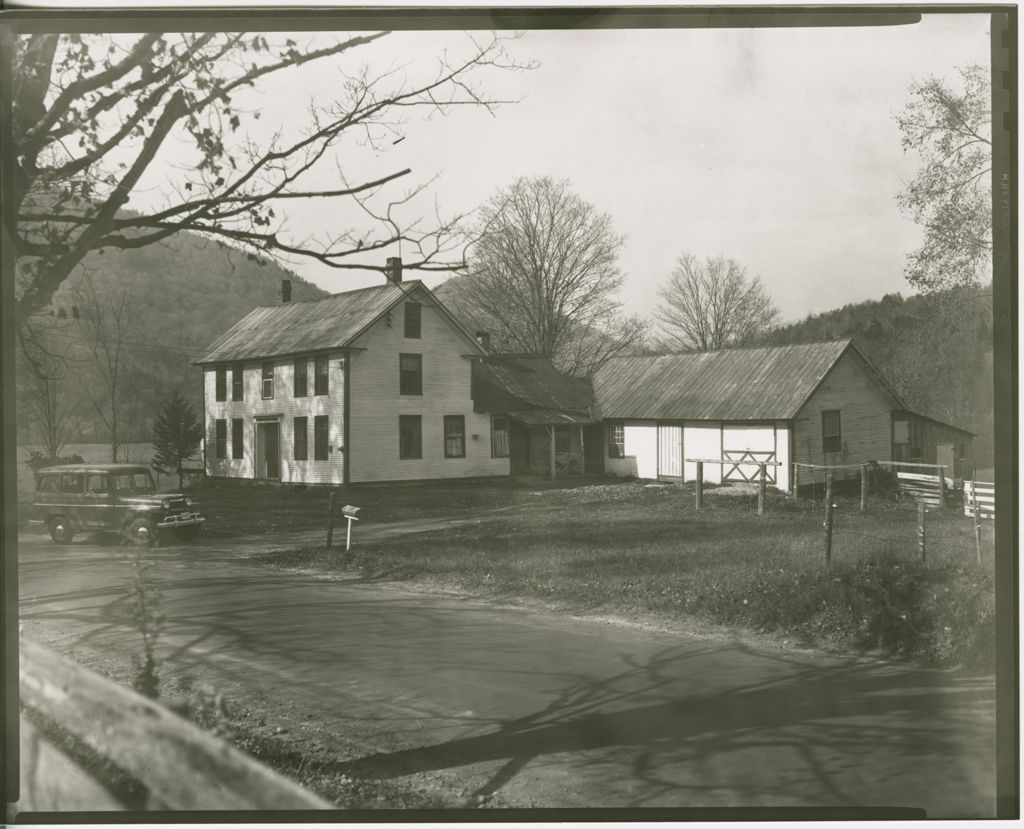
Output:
[{"xmin": 20, "ymin": 231, "xmax": 327, "ymax": 448}]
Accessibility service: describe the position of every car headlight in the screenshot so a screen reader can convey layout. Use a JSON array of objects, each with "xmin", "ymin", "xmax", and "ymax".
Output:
[
  {"xmin": 161, "ymin": 499, "xmax": 171, "ymax": 509},
  {"xmin": 185, "ymin": 496, "xmax": 193, "ymax": 507}
]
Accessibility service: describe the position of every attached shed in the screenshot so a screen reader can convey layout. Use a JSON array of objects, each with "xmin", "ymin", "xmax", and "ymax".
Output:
[
  {"xmin": 592, "ymin": 340, "xmax": 973, "ymax": 491},
  {"xmin": 472, "ymin": 355, "xmax": 600, "ymax": 478}
]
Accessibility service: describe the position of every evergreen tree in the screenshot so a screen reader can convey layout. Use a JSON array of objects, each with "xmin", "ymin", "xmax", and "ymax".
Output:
[{"xmin": 151, "ymin": 391, "xmax": 203, "ymax": 489}]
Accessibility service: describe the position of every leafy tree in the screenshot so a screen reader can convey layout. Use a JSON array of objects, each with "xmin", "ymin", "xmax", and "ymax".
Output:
[
  {"xmin": 151, "ymin": 390, "xmax": 203, "ymax": 489},
  {"xmin": 896, "ymin": 65, "xmax": 991, "ymax": 291},
  {"xmin": 7, "ymin": 29, "xmax": 528, "ymax": 327},
  {"xmin": 654, "ymin": 253, "xmax": 778, "ymax": 352},
  {"xmin": 445, "ymin": 176, "xmax": 645, "ymax": 375}
]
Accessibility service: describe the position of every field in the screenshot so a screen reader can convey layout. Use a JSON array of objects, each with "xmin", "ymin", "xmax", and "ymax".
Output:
[{"xmin": 252, "ymin": 480, "xmax": 996, "ymax": 669}]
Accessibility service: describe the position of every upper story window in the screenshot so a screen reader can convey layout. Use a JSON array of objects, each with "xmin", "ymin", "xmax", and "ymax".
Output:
[
  {"xmin": 822, "ymin": 410, "xmax": 842, "ymax": 454},
  {"xmin": 294, "ymin": 357, "xmax": 308, "ymax": 398},
  {"xmin": 399, "ymin": 354, "xmax": 422, "ymax": 395},
  {"xmin": 608, "ymin": 423, "xmax": 625, "ymax": 458},
  {"xmin": 231, "ymin": 364, "xmax": 244, "ymax": 401},
  {"xmin": 314, "ymin": 354, "xmax": 329, "ymax": 396},
  {"xmin": 215, "ymin": 367, "xmax": 227, "ymax": 402},
  {"xmin": 404, "ymin": 302, "xmax": 422, "ymax": 339},
  {"xmin": 261, "ymin": 363, "xmax": 274, "ymax": 400}
]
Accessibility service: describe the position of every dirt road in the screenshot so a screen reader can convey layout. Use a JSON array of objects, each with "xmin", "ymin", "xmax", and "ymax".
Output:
[{"xmin": 18, "ymin": 525, "xmax": 997, "ymax": 815}]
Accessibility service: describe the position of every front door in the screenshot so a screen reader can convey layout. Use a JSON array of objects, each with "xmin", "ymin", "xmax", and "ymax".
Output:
[
  {"xmin": 657, "ymin": 425, "xmax": 683, "ymax": 479},
  {"xmin": 255, "ymin": 420, "xmax": 281, "ymax": 479}
]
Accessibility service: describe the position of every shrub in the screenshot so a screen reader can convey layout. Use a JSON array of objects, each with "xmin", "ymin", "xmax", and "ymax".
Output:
[{"xmin": 25, "ymin": 451, "xmax": 84, "ymax": 471}]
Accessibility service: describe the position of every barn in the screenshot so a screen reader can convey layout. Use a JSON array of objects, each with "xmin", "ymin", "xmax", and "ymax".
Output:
[{"xmin": 591, "ymin": 340, "xmax": 973, "ymax": 491}]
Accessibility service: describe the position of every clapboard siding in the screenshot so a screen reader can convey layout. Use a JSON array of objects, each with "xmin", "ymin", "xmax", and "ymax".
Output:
[
  {"xmin": 347, "ymin": 294, "xmax": 509, "ymax": 482},
  {"xmin": 793, "ymin": 349, "xmax": 893, "ymax": 484},
  {"xmin": 204, "ymin": 356, "xmax": 346, "ymax": 484}
]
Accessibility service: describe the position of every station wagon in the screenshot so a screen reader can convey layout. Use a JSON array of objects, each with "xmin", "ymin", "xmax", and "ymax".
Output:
[{"xmin": 32, "ymin": 463, "xmax": 205, "ymax": 546}]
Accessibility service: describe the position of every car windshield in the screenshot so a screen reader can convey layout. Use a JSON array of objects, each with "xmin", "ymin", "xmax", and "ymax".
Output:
[{"xmin": 113, "ymin": 471, "xmax": 156, "ymax": 494}]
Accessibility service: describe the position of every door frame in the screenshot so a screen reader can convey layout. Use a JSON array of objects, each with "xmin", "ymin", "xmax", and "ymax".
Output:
[
  {"xmin": 254, "ymin": 416, "xmax": 282, "ymax": 480},
  {"xmin": 656, "ymin": 422, "xmax": 684, "ymax": 480}
]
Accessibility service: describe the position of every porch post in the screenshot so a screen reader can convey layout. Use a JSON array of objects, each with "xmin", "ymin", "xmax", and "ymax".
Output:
[
  {"xmin": 579, "ymin": 424, "xmax": 585, "ymax": 475},
  {"xmin": 549, "ymin": 425, "xmax": 556, "ymax": 482}
]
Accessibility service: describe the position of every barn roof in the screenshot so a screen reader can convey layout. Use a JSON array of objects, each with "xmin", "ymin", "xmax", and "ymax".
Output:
[
  {"xmin": 194, "ymin": 280, "xmax": 483, "ymax": 365},
  {"xmin": 592, "ymin": 340, "xmax": 891, "ymax": 421},
  {"xmin": 473, "ymin": 355, "xmax": 593, "ymax": 418}
]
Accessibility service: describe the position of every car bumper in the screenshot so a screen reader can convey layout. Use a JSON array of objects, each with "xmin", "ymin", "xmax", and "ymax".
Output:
[{"xmin": 156, "ymin": 513, "xmax": 206, "ymax": 530}]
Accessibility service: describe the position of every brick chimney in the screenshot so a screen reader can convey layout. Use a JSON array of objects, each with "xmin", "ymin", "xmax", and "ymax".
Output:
[
  {"xmin": 475, "ymin": 330, "xmax": 491, "ymax": 351},
  {"xmin": 385, "ymin": 257, "xmax": 403, "ymax": 284},
  {"xmin": 280, "ymin": 279, "xmax": 292, "ymax": 303}
]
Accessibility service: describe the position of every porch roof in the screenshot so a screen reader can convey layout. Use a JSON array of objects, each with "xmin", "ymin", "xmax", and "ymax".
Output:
[{"xmin": 506, "ymin": 409, "xmax": 596, "ymax": 427}]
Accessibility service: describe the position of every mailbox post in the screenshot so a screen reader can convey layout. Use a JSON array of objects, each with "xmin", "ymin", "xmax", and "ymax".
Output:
[{"xmin": 342, "ymin": 505, "xmax": 361, "ymax": 551}]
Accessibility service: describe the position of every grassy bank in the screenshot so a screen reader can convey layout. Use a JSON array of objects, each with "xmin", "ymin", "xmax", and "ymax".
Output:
[{"xmin": 261, "ymin": 485, "xmax": 995, "ymax": 669}]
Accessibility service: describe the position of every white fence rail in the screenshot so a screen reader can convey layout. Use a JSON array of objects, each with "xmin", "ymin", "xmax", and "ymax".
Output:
[{"xmin": 963, "ymin": 480, "xmax": 995, "ymax": 519}]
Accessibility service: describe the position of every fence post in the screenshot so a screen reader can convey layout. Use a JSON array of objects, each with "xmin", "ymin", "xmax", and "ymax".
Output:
[
  {"xmin": 917, "ymin": 501, "xmax": 926, "ymax": 562},
  {"xmin": 860, "ymin": 464, "xmax": 868, "ymax": 514},
  {"xmin": 938, "ymin": 466, "xmax": 946, "ymax": 510},
  {"xmin": 695, "ymin": 461, "xmax": 704, "ymax": 510},
  {"xmin": 971, "ymin": 468, "xmax": 981, "ymax": 564},
  {"xmin": 824, "ymin": 471, "xmax": 834, "ymax": 567},
  {"xmin": 325, "ymin": 489, "xmax": 336, "ymax": 549},
  {"xmin": 792, "ymin": 463, "xmax": 799, "ymax": 501},
  {"xmin": 757, "ymin": 463, "xmax": 767, "ymax": 515}
]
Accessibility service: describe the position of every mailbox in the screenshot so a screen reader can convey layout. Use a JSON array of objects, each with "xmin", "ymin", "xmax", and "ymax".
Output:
[{"xmin": 342, "ymin": 505, "xmax": 361, "ymax": 519}]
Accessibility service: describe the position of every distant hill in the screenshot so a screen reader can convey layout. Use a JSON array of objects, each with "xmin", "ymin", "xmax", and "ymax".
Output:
[{"xmin": 37, "ymin": 232, "xmax": 330, "ymax": 444}]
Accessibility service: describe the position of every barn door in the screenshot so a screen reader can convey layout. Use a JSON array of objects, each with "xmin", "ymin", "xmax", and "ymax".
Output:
[{"xmin": 657, "ymin": 425, "xmax": 683, "ymax": 479}]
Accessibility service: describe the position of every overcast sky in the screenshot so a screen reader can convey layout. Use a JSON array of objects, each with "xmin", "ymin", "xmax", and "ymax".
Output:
[{"xmin": 129, "ymin": 13, "xmax": 992, "ymax": 324}]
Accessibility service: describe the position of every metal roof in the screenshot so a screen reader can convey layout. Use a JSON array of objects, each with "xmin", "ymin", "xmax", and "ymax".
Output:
[
  {"xmin": 193, "ymin": 280, "xmax": 482, "ymax": 365},
  {"xmin": 593, "ymin": 340, "xmax": 859, "ymax": 421},
  {"xmin": 473, "ymin": 355, "xmax": 593, "ymax": 415}
]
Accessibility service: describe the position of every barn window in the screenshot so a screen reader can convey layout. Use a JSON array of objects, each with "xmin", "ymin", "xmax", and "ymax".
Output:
[
  {"xmin": 294, "ymin": 357, "xmax": 308, "ymax": 398},
  {"xmin": 608, "ymin": 423, "xmax": 625, "ymax": 458},
  {"xmin": 261, "ymin": 363, "xmax": 274, "ymax": 399},
  {"xmin": 491, "ymin": 417, "xmax": 510, "ymax": 458},
  {"xmin": 314, "ymin": 415, "xmax": 329, "ymax": 461},
  {"xmin": 231, "ymin": 365, "xmax": 244, "ymax": 401},
  {"xmin": 231, "ymin": 418, "xmax": 244, "ymax": 459},
  {"xmin": 399, "ymin": 354, "xmax": 422, "ymax": 395},
  {"xmin": 314, "ymin": 354, "xmax": 329, "ymax": 396},
  {"xmin": 215, "ymin": 367, "xmax": 227, "ymax": 401},
  {"xmin": 215, "ymin": 419, "xmax": 227, "ymax": 459},
  {"xmin": 399, "ymin": 415, "xmax": 422, "ymax": 459},
  {"xmin": 554, "ymin": 426, "xmax": 570, "ymax": 453},
  {"xmin": 404, "ymin": 302, "xmax": 422, "ymax": 339},
  {"xmin": 822, "ymin": 410, "xmax": 842, "ymax": 454},
  {"xmin": 294, "ymin": 417, "xmax": 308, "ymax": 461}
]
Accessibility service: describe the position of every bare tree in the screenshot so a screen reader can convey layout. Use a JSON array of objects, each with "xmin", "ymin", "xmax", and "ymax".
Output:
[
  {"xmin": 7, "ymin": 30, "xmax": 530, "ymax": 327},
  {"xmin": 74, "ymin": 275, "xmax": 141, "ymax": 462},
  {"xmin": 896, "ymin": 65, "xmax": 991, "ymax": 292},
  {"xmin": 451, "ymin": 176, "xmax": 645, "ymax": 375},
  {"xmin": 15, "ymin": 315, "xmax": 85, "ymax": 457},
  {"xmin": 654, "ymin": 253, "xmax": 779, "ymax": 352}
]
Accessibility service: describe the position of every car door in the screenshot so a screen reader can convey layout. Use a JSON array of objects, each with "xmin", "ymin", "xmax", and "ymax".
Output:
[
  {"xmin": 83, "ymin": 473, "xmax": 112, "ymax": 529},
  {"xmin": 58, "ymin": 472, "xmax": 86, "ymax": 528}
]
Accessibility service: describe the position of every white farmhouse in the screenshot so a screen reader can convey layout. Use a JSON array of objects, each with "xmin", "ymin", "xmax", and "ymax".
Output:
[{"xmin": 194, "ymin": 259, "xmax": 508, "ymax": 484}]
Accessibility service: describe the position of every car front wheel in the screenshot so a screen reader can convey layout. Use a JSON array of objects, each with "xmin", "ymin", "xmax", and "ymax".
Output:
[
  {"xmin": 48, "ymin": 516, "xmax": 74, "ymax": 545},
  {"xmin": 126, "ymin": 516, "xmax": 157, "ymax": 548}
]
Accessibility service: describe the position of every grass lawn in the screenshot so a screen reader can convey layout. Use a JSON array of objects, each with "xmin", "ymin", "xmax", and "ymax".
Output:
[{"xmin": 258, "ymin": 481, "xmax": 995, "ymax": 668}]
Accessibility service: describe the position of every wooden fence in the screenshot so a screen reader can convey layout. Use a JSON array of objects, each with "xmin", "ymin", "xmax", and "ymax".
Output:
[
  {"xmin": 894, "ymin": 471, "xmax": 954, "ymax": 508},
  {"xmin": 18, "ymin": 638, "xmax": 331, "ymax": 812},
  {"xmin": 963, "ymin": 480, "xmax": 995, "ymax": 519}
]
